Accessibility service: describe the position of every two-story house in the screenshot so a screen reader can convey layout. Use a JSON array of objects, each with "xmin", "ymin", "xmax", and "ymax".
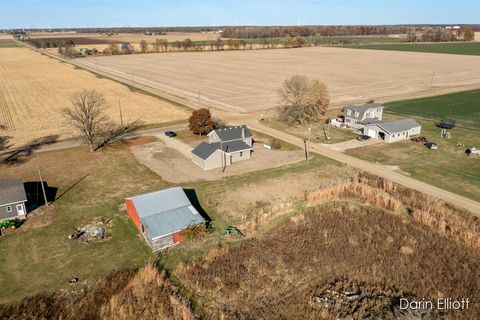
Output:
[
  {"xmin": 342, "ymin": 103, "xmax": 384, "ymax": 129},
  {"xmin": 191, "ymin": 125, "xmax": 254, "ymax": 171}
]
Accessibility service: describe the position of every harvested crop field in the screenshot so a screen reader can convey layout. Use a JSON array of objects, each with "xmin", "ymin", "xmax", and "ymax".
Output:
[
  {"xmin": 29, "ymin": 31, "xmax": 221, "ymax": 43},
  {"xmin": 80, "ymin": 46, "xmax": 480, "ymax": 112},
  {"xmin": 0, "ymin": 46, "xmax": 189, "ymax": 147}
]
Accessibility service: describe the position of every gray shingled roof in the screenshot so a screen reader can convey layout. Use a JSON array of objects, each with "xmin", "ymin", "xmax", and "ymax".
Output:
[
  {"xmin": 376, "ymin": 119, "xmax": 421, "ymax": 134},
  {"xmin": 191, "ymin": 142, "xmax": 219, "ymax": 160},
  {"xmin": 128, "ymin": 187, "xmax": 205, "ymax": 239},
  {"xmin": 191, "ymin": 140, "xmax": 252, "ymax": 160},
  {"xmin": 343, "ymin": 103, "xmax": 384, "ymax": 120},
  {"xmin": 0, "ymin": 179, "xmax": 27, "ymax": 206},
  {"xmin": 212, "ymin": 125, "xmax": 252, "ymax": 142}
]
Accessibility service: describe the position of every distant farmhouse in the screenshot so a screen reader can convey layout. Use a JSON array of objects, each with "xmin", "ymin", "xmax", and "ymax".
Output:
[
  {"xmin": 126, "ymin": 187, "xmax": 205, "ymax": 251},
  {"xmin": 0, "ymin": 179, "xmax": 27, "ymax": 221},
  {"xmin": 191, "ymin": 125, "xmax": 253, "ymax": 171},
  {"xmin": 340, "ymin": 103, "xmax": 421, "ymax": 143},
  {"xmin": 342, "ymin": 103, "xmax": 384, "ymax": 129}
]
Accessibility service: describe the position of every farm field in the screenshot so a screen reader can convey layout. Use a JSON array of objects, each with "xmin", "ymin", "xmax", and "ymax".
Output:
[
  {"xmin": 29, "ymin": 31, "xmax": 222, "ymax": 43},
  {"xmin": 0, "ymin": 45, "xmax": 189, "ymax": 147},
  {"xmin": 346, "ymin": 42, "xmax": 480, "ymax": 56},
  {"xmin": 385, "ymin": 89, "xmax": 480, "ymax": 129},
  {"xmin": 80, "ymin": 46, "xmax": 480, "ymax": 112}
]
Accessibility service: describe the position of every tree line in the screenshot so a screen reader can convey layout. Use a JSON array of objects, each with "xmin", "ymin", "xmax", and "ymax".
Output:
[
  {"xmin": 222, "ymin": 25, "xmax": 412, "ymax": 38},
  {"xmin": 406, "ymin": 27, "xmax": 475, "ymax": 42}
]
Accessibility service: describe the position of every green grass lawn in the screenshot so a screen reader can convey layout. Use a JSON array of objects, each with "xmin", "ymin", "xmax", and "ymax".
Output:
[
  {"xmin": 346, "ymin": 116, "xmax": 480, "ymax": 202},
  {"xmin": 385, "ymin": 89, "xmax": 480, "ymax": 130},
  {"xmin": 262, "ymin": 117, "xmax": 357, "ymax": 144},
  {"xmin": 345, "ymin": 42, "xmax": 480, "ymax": 56},
  {"xmin": 0, "ymin": 140, "xmax": 167, "ymax": 303},
  {"xmin": 0, "ymin": 134, "xmax": 338, "ymax": 304}
]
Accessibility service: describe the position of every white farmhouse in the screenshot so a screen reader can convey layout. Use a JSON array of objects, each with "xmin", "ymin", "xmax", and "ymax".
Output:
[{"xmin": 342, "ymin": 104, "xmax": 384, "ymax": 129}]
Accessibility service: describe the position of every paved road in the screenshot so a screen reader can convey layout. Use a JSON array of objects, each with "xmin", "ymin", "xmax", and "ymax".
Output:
[
  {"xmin": 11, "ymin": 42, "xmax": 480, "ymax": 215},
  {"xmin": 246, "ymin": 120, "xmax": 480, "ymax": 215}
]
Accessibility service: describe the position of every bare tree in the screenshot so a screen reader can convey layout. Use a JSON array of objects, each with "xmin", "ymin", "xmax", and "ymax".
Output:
[
  {"xmin": 140, "ymin": 40, "xmax": 148, "ymax": 53},
  {"xmin": 62, "ymin": 90, "xmax": 108, "ymax": 152},
  {"xmin": 278, "ymin": 75, "xmax": 330, "ymax": 125}
]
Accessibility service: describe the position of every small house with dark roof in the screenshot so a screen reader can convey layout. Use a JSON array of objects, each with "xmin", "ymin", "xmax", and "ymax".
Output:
[
  {"xmin": 191, "ymin": 125, "xmax": 253, "ymax": 171},
  {"xmin": 343, "ymin": 103, "xmax": 384, "ymax": 129},
  {"xmin": 362, "ymin": 119, "xmax": 422, "ymax": 143},
  {"xmin": 0, "ymin": 179, "xmax": 27, "ymax": 221},
  {"xmin": 126, "ymin": 187, "xmax": 205, "ymax": 250}
]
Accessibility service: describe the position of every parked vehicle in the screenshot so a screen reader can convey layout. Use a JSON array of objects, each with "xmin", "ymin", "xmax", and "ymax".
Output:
[
  {"xmin": 164, "ymin": 130, "xmax": 177, "ymax": 138},
  {"xmin": 425, "ymin": 142, "xmax": 438, "ymax": 150},
  {"xmin": 466, "ymin": 147, "xmax": 479, "ymax": 156},
  {"xmin": 357, "ymin": 135, "xmax": 371, "ymax": 141}
]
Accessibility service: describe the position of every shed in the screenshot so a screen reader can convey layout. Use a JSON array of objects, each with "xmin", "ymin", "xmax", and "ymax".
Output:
[
  {"xmin": 0, "ymin": 179, "xmax": 27, "ymax": 221},
  {"xmin": 126, "ymin": 187, "xmax": 205, "ymax": 250}
]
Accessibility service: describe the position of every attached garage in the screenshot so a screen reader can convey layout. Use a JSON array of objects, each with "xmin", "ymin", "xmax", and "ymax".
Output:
[
  {"xmin": 126, "ymin": 187, "xmax": 205, "ymax": 251},
  {"xmin": 363, "ymin": 119, "xmax": 422, "ymax": 143}
]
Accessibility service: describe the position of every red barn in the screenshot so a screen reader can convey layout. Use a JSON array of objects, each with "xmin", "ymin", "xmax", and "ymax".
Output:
[{"xmin": 126, "ymin": 187, "xmax": 205, "ymax": 250}]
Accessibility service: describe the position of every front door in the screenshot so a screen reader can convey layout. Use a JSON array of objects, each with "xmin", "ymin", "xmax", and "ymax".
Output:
[{"xmin": 16, "ymin": 204, "xmax": 25, "ymax": 216}]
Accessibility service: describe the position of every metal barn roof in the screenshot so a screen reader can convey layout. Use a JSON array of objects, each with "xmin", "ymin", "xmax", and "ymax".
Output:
[
  {"xmin": 0, "ymin": 179, "xmax": 27, "ymax": 205},
  {"xmin": 128, "ymin": 187, "xmax": 205, "ymax": 239},
  {"xmin": 376, "ymin": 119, "xmax": 421, "ymax": 134},
  {"xmin": 142, "ymin": 205, "xmax": 203, "ymax": 239}
]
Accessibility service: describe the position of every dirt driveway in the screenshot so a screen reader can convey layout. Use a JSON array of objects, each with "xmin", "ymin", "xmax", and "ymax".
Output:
[
  {"xmin": 324, "ymin": 138, "xmax": 385, "ymax": 152},
  {"xmin": 130, "ymin": 140, "xmax": 305, "ymax": 183}
]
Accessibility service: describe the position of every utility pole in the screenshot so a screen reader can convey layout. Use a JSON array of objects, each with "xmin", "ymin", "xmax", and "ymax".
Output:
[
  {"xmin": 306, "ymin": 127, "xmax": 311, "ymax": 163},
  {"xmin": 37, "ymin": 167, "xmax": 48, "ymax": 206},
  {"xmin": 118, "ymin": 99, "xmax": 124, "ymax": 126}
]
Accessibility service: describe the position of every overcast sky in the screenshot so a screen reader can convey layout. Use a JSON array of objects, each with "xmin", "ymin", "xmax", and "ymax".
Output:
[{"xmin": 1, "ymin": 0, "xmax": 478, "ymax": 29}]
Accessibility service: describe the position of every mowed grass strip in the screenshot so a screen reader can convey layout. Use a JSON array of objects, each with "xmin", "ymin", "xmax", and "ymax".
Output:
[
  {"xmin": 346, "ymin": 42, "xmax": 480, "ymax": 56},
  {"xmin": 385, "ymin": 89, "xmax": 480, "ymax": 130}
]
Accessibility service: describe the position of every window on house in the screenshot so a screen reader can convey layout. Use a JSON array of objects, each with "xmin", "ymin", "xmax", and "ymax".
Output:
[
  {"xmin": 240, "ymin": 152, "xmax": 243, "ymax": 157},
  {"xmin": 6, "ymin": 206, "xmax": 12, "ymax": 213},
  {"xmin": 347, "ymin": 110, "xmax": 351, "ymax": 116},
  {"xmin": 355, "ymin": 112, "xmax": 359, "ymax": 118}
]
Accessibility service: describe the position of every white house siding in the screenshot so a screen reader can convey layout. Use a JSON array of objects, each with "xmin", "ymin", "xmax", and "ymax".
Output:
[
  {"xmin": 204, "ymin": 150, "xmax": 229, "ymax": 171},
  {"xmin": 363, "ymin": 124, "xmax": 422, "ymax": 143},
  {"xmin": 192, "ymin": 153, "xmax": 207, "ymax": 170},
  {"xmin": 230, "ymin": 150, "xmax": 252, "ymax": 163}
]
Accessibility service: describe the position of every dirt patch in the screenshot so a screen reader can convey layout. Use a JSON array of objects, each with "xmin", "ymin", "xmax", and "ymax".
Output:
[
  {"xmin": 69, "ymin": 217, "xmax": 112, "ymax": 243},
  {"xmin": 130, "ymin": 140, "xmax": 305, "ymax": 183}
]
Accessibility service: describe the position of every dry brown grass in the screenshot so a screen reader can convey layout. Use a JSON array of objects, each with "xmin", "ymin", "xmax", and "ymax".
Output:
[
  {"xmin": 305, "ymin": 174, "xmax": 480, "ymax": 250},
  {"xmin": 0, "ymin": 265, "xmax": 197, "ymax": 320},
  {"xmin": 0, "ymin": 47, "xmax": 189, "ymax": 146},
  {"xmin": 180, "ymin": 202, "xmax": 480, "ymax": 319},
  {"xmin": 81, "ymin": 46, "xmax": 480, "ymax": 112}
]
